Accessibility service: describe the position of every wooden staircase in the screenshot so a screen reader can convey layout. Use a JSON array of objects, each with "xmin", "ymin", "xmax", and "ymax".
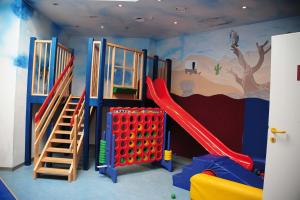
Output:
[{"xmin": 33, "ymin": 95, "xmax": 85, "ymax": 181}]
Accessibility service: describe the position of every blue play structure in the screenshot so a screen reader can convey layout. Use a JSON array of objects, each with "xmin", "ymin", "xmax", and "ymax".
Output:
[
  {"xmin": 24, "ymin": 36, "xmax": 173, "ymax": 178},
  {"xmin": 173, "ymin": 154, "xmax": 264, "ymax": 190}
]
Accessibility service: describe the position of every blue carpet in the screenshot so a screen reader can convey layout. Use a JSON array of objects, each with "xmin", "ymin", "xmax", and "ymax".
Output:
[
  {"xmin": 0, "ymin": 156, "xmax": 190, "ymax": 200},
  {"xmin": 0, "ymin": 177, "xmax": 17, "ymax": 200}
]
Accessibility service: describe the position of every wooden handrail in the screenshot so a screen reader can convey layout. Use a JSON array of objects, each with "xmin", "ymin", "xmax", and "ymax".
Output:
[
  {"xmin": 71, "ymin": 89, "xmax": 86, "ymax": 125},
  {"xmin": 107, "ymin": 42, "xmax": 143, "ymax": 54},
  {"xmin": 158, "ymin": 58, "xmax": 167, "ymax": 63},
  {"xmin": 35, "ymin": 40, "xmax": 52, "ymax": 43},
  {"xmin": 34, "ymin": 71, "xmax": 73, "ymax": 146},
  {"xmin": 34, "ymin": 69, "xmax": 73, "ymax": 166},
  {"xmin": 34, "ymin": 55, "xmax": 74, "ymax": 123},
  {"xmin": 147, "ymin": 55, "xmax": 155, "ymax": 60},
  {"xmin": 57, "ymin": 43, "xmax": 72, "ymax": 53}
]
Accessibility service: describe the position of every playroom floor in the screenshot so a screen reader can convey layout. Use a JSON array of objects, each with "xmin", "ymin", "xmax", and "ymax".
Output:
[{"xmin": 0, "ymin": 149, "xmax": 190, "ymax": 200}]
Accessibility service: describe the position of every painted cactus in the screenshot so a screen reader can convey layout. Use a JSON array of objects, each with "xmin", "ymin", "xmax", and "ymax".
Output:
[{"xmin": 214, "ymin": 63, "xmax": 222, "ymax": 75}]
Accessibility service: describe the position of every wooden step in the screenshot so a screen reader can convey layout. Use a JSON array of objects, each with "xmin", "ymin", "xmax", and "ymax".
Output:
[
  {"xmin": 55, "ymin": 130, "xmax": 71, "ymax": 135},
  {"xmin": 51, "ymin": 139, "xmax": 72, "ymax": 144},
  {"xmin": 68, "ymin": 102, "xmax": 78, "ymax": 105},
  {"xmin": 36, "ymin": 167, "xmax": 69, "ymax": 176},
  {"xmin": 65, "ymin": 109, "xmax": 75, "ymax": 112},
  {"xmin": 54, "ymin": 130, "xmax": 83, "ymax": 136},
  {"xmin": 42, "ymin": 157, "xmax": 73, "ymax": 164},
  {"xmin": 46, "ymin": 147, "xmax": 72, "ymax": 154},
  {"xmin": 58, "ymin": 122, "xmax": 71, "ymax": 127},
  {"xmin": 78, "ymin": 131, "xmax": 84, "ymax": 135},
  {"xmin": 62, "ymin": 115, "xmax": 72, "ymax": 119}
]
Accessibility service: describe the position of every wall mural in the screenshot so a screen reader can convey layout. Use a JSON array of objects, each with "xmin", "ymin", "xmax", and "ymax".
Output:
[
  {"xmin": 229, "ymin": 33, "xmax": 271, "ymax": 99},
  {"xmin": 0, "ymin": 0, "xmax": 61, "ymax": 70},
  {"xmin": 156, "ymin": 16, "xmax": 300, "ymax": 100}
]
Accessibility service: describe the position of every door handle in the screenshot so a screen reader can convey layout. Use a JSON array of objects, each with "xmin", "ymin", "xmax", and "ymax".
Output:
[
  {"xmin": 269, "ymin": 128, "xmax": 287, "ymax": 143},
  {"xmin": 270, "ymin": 128, "xmax": 287, "ymax": 134}
]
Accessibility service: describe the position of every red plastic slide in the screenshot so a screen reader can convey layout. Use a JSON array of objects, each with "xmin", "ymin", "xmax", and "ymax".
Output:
[{"xmin": 146, "ymin": 77, "xmax": 253, "ymax": 170}]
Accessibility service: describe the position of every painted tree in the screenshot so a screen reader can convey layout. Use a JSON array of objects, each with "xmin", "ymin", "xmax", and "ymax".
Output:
[{"xmin": 229, "ymin": 40, "xmax": 271, "ymax": 97}]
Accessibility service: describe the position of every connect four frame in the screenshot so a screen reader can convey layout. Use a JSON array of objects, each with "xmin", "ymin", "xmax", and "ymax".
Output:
[{"xmin": 99, "ymin": 107, "xmax": 172, "ymax": 183}]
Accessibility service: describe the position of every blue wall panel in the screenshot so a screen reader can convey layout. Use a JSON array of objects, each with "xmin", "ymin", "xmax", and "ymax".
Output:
[{"xmin": 242, "ymin": 98, "xmax": 269, "ymax": 171}]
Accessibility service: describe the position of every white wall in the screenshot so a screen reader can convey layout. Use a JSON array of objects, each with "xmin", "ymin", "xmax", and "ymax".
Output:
[
  {"xmin": 12, "ymin": 2, "xmax": 62, "ymax": 167},
  {"xmin": 0, "ymin": 0, "xmax": 20, "ymax": 168},
  {"xmin": 0, "ymin": 0, "xmax": 63, "ymax": 168}
]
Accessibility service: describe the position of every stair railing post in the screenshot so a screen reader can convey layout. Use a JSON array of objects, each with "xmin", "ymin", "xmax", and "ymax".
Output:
[
  {"xmin": 33, "ymin": 120, "xmax": 39, "ymax": 170},
  {"xmin": 72, "ymin": 114, "xmax": 78, "ymax": 181}
]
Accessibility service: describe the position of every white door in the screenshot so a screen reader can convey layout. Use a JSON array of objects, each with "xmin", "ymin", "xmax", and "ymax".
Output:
[{"xmin": 263, "ymin": 32, "xmax": 300, "ymax": 200}]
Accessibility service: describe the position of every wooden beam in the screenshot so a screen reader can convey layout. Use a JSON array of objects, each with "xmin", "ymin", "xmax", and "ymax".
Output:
[{"xmin": 107, "ymin": 42, "xmax": 143, "ymax": 54}]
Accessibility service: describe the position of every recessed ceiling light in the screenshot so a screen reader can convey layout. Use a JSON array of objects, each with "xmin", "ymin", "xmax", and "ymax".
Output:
[
  {"xmin": 173, "ymin": 21, "xmax": 178, "ymax": 25},
  {"xmin": 135, "ymin": 17, "xmax": 145, "ymax": 22},
  {"xmin": 118, "ymin": 4, "xmax": 123, "ymax": 7},
  {"xmin": 242, "ymin": 6, "xmax": 247, "ymax": 9},
  {"xmin": 157, "ymin": 0, "xmax": 162, "ymax": 2},
  {"xmin": 52, "ymin": 2, "xmax": 58, "ymax": 6},
  {"xmin": 100, "ymin": 25, "xmax": 104, "ymax": 29}
]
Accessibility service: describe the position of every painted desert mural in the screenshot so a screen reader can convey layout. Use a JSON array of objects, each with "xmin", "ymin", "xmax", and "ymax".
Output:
[
  {"xmin": 172, "ymin": 40, "xmax": 271, "ymax": 99},
  {"xmin": 156, "ymin": 16, "xmax": 300, "ymax": 100}
]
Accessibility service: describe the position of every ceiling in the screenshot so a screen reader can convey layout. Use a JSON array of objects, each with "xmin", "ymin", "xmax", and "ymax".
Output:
[{"xmin": 27, "ymin": 0, "xmax": 300, "ymax": 39}]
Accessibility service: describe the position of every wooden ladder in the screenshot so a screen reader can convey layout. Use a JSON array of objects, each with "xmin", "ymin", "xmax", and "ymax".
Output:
[{"xmin": 33, "ymin": 95, "xmax": 85, "ymax": 181}]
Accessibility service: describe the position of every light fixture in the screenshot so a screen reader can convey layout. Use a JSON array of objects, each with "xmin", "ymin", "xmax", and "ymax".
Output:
[
  {"xmin": 173, "ymin": 21, "xmax": 178, "ymax": 25},
  {"xmin": 242, "ymin": 6, "xmax": 247, "ymax": 9},
  {"xmin": 118, "ymin": 4, "xmax": 123, "ymax": 7},
  {"xmin": 157, "ymin": 0, "xmax": 162, "ymax": 2},
  {"xmin": 135, "ymin": 17, "xmax": 145, "ymax": 22},
  {"xmin": 100, "ymin": 25, "xmax": 104, "ymax": 29}
]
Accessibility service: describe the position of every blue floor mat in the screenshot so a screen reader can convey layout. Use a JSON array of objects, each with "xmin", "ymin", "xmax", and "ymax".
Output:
[{"xmin": 0, "ymin": 177, "xmax": 17, "ymax": 200}]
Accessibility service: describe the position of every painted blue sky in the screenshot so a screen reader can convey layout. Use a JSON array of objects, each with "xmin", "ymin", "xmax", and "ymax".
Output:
[{"xmin": 156, "ymin": 16, "xmax": 300, "ymax": 62}]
